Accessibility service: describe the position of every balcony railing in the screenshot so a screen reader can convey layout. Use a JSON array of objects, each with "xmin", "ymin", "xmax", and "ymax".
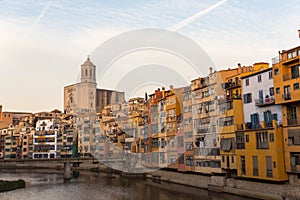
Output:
[
  {"xmin": 255, "ymin": 97, "xmax": 275, "ymax": 107},
  {"xmin": 245, "ymin": 122, "xmax": 262, "ymax": 130},
  {"xmin": 272, "ymin": 56, "xmax": 281, "ymax": 64},
  {"xmin": 256, "ymin": 142, "xmax": 269, "ymax": 149},
  {"xmin": 282, "ymin": 93, "xmax": 291, "ymax": 100},
  {"xmin": 224, "ymin": 82, "xmax": 240, "ymax": 90},
  {"xmin": 287, "ymin": 117, "xmax": 300, "ymax": 125},
  {"xmin": 283, "ymin": 73, "xmax": 300, "ymax": 81}
]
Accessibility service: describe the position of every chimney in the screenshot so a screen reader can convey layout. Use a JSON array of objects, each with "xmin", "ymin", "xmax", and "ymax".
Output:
[
  {"xmin": 170, "ymin": 85, "xmax": 174, "ymax": 91},
  {"xmin": 209, "ymin": 67, "xmax": 213, "ymax": 75},
  {"xmin": 238, "ymin": 63, "xmax": 242, "ymax": 74}
]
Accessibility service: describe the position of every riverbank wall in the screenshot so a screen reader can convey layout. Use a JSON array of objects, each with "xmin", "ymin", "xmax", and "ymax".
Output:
[
  {"xmin": 147, "ymin": 170, "xmax": 300, "ymax": 200},
  {"xmin": 1, "ymin": 160, "xmax": 299, "ymax": 200}
]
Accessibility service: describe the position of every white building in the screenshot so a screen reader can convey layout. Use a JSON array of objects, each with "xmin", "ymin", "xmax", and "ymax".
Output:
[
  {"xmin": 241, "ymin": 63, "xmax": 282, "ymax": 129},
  {"xmin": 33, "ymin": 119, "xmax": 59, "ymax": 159}
]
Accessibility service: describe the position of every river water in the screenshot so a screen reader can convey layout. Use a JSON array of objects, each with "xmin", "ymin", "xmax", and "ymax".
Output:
[{"xmin": 0, "ymin": 170, "xmax": 257, "ymax": 200}]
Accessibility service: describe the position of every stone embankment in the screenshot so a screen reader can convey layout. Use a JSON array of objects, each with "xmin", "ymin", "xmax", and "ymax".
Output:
[
  {"xmin": 147, "ymin": 170, "xmax": 300, "ymax": 200},
  {"xmin": 1, "ymin": 160, "xmax": 300, "ymax": 200}
]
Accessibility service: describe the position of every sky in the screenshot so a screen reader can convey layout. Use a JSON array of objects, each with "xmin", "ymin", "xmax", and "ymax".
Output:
[{"xmin": 0, "ymin": 0, "xmax": 300, "ymax": 112}]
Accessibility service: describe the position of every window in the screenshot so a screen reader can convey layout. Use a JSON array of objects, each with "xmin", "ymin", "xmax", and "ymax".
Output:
[
  {"xmin": 236, "ymin": 133, "xmax": 245, "ymax": 149},
  {"xmin": 246, "ymin": 135, "xmax": 249, "ymax": 142},
  {"xmin": 270, "ymin": 133, "xmax": 274, "ymax": 142},
  {"xmin": 288, "ymin": 51, "xmax": 296, "ymax": 59},
  {"xmin": 178, "ymin": 154, "xmax": 184, "ymax": 164},
  {"xmin": 152, "ymin": 138, "xmax": 159, "ymax": 148},
  {"xmin": 245, "ymin": 79, "xmax": 249, "ymax": 86},
  {"xmin": 291, "ymin": 65, "xmax": 300, "ymax": 79},
  {"xmin": 243, "ymin": 93, "xmax": 252, "ymax": 104},
  {"xmin": 152, "ymin": 152, "xmax": 158, "ymax": 163},
  {"xmin": 284, "ymin": 85, "xmax": 291, "ymax": 100},
  {"xmin": 177, "ymin": 137, "xmax": 183, "ymax": 147},
  {"xmin": 222, "ymin": 156, "xmax": 225, "ymax": 162},
  {"xmin": 241, "ymin": 156, "xmax": 246, "ymax": 175},
  {"xmin": 276, "ymin": 87, "xmax": 280, "ymax": 94},
  {"xmin": 169, "ymin": 155, "xmax": 176, "ymax": 164},
  {"xmin": 232, "ymin": 156, "xmax": 234, "ymax": 163},
  {"xmin": 258, "ymin": 75, "xmax": 262, "ymax": 82},
  {"xmin": 294, "ymin": 83, "xmax": 300, "ymax": 90},
  {"xmin": 186, "ymin": 156, "xmax": 194, "ymax": 166},
  {"xmin": 185, "ymin": 132, "xmax": 193, "ymax": 138},
  {"xmin": 256, "ymin": 131, "xmax": 269, "ymax": 149},
  {"xmin": 252, "ymin": 156, "xmax": 258, "ymax": 176},
  {"xmin": 274, "ymin": 68, "xmax": 279, "ymax": 75},
  {"xmin": 269, "ymin": 87, "xmax": 274, "ymax": 96},
  {"xmin": 219, "ymin": 116, "xmax": 234, "ymax": 126},
  {"xmin": 288, "ymin": 129, "xmax": 300, "ymax": 145},
  {"xmin": 185, "ymin": 142, "xmax": 193, "ymax": 151},
  {"xmin": 266, "ymin": 156, "xmax": 273, "ymax": 177},
  {"xmin": 268, "ymin": 71, "xmax": 273, "ymax": 79}
]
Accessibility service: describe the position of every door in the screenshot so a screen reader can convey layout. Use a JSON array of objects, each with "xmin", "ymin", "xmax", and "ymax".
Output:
[
  {"xmin": 227, "ymin": 156, "xmax": 230, "ymax": 168},
  {"xmin": 266, "ymin": 156, "xmax": 272, "ymax": 177}
]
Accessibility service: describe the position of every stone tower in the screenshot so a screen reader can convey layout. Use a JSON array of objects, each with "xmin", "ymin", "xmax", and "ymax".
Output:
[{"xmin": 78, "ymin": 56, "xmax": 97, "ymax": 112}]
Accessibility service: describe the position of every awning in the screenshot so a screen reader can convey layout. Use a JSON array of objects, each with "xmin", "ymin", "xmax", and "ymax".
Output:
[{"xmin": 221, "ymin": 138, "xmax": 233, "ymax": 151}]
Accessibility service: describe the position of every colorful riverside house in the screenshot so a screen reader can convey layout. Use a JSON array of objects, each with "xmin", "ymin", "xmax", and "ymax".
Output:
[
  {"xmin": 165, "ymin": 86, "xmax": 183, "ymax": 170},
  {"xmin": 180, "ymin": 86, "xmax": 193, "ymax": 172},
  {"xmin": 273, "ymin": 45, "xmax": 300, "ymax": 184},
  {"xmin": 219, "ymin": 64, "xmax": 252, "ymax": 177},
  {"xmin": 33, "ymin": 119, "xmax": 61, "ymax": 159},
  {"xmin": 157, "ymin": 88, "xmax": 168, "ymax": 168},
  {"xmin": 192, "ymin": 67, "xmax": 240, "ymax": 175},
  {"xmin": 235, "ymin": 62, "xmax": 287, "ymax": 181},
  {"xmin": 147, "ymin": 89, "xmax": 162, "ymax": 168}
]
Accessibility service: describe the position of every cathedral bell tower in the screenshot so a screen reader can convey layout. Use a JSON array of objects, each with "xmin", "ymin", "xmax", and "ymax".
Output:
[{"xmin": 81, "ymin": 56, "xmax": 96, "ymax": 84}]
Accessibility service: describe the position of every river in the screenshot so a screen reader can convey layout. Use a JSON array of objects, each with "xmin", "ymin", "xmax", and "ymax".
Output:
[{"xmin": 0, "ymin": 170, "xmax": 257, "ymax": 200}]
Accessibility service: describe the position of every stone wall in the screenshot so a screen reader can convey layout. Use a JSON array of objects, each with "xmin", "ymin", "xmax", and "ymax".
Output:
[{"xmin": 148, "ymin": 170, "xmax": 300, "ymax": 200}]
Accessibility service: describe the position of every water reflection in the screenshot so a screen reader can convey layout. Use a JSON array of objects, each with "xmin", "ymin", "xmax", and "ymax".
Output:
[{"xmin": 0, "ymin": 171, "xmax": 257, "ymax": 200}]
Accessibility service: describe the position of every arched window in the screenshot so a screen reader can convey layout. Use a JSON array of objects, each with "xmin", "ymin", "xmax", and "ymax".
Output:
[
  {"xmin": 85, "ymin": 69, "xmax": 88, "ymax": 77},
  {"xmin": 90, "ymin": 69, "xmax": 92, "ymax": 77}
]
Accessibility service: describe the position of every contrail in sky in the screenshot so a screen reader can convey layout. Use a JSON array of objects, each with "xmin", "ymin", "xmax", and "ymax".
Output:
[
  {"xmin": 168, "ymin": 0, "xmax": 228, "ymax": 31},
  {"xmin": 31, "ymin": 0, "xmax": 55, "ymax": 31}
]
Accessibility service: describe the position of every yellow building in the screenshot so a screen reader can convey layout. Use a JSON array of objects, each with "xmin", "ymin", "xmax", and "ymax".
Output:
[
  {"xmin": 235, "ymin": 121, "xmax": 287, "ymax": 181},
  {"xmin": 273, "ymin": 45, "xmax": 300, "ymax": 183},
  {"xmin": 233, "ymin": 62, "xmax": 288, "ymax": 181},
  {"xmin": 165, "ymin": 86, "xmax": 183, "ymax": 170},
  {"xmin": 219, "ymin": 64, "xmax": 252, "ymax": 176}
]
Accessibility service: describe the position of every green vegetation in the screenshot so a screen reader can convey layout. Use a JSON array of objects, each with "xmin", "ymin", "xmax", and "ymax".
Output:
[{"xmin": 0, "ymin": 180, "xmax": 25, "ymax": 192}]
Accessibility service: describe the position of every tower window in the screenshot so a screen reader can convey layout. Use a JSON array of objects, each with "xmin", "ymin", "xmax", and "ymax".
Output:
[
  {"xmin": 90, "ymin": 69, "xmax": 92, "ymax": 77},
  {"xmin": 85, "ymin": 69, "xmax": 88, "ymax": 77}
]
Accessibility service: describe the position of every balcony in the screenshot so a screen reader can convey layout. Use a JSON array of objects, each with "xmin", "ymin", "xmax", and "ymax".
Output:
[
  {"xmin": 245, "ymin": 122, "xmax": 261, "ymax": 130},
  {"xmin": 282, "ymin": 93, "xmax": 291, "ymax": 101},
  {"xmin": 255, "ymin": 97, "xmax": 275, "ymax": 107},
  {"xmin": 287, "ymin": 117, "xmax": 300, "ymax": 126},
  {"xmin": 283, "ymin": 73, "xmax": 300, "ymax": 81},
  {"xmin": 272, "ymin": 56, "xmax": 281, "ymax": 64},
  {"xmin": 224, "ymin": 82, "xmax": 240, "ymax": 90}
]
